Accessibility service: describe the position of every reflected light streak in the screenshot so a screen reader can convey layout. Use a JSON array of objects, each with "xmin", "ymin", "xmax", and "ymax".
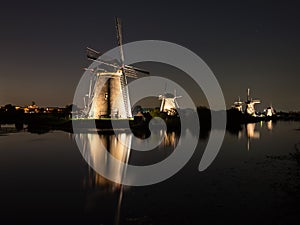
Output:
[
  {"xmin": 266, "ymin": 120, "xmax": 273, "ymax": 131},
  {"xmin": 76, "ymin": 132, "xmax": 132, "ymax": 190},
  {"xmin": 238, "ymin": 123, "xmax": 260, "ymax": 151}
]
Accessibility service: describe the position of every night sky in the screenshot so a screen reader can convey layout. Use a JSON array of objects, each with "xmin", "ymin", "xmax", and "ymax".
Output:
[{"xmin": 0, "ymin": 1, "xmax": 299, "ymax": 111}]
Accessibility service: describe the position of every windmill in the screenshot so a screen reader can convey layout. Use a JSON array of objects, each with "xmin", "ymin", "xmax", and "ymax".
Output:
[
  {"xmin": 159, "ymin": 87, "xmax": 182, "ymax": 116},
  {"xmin": 264, "ymin": 103, "xmax": 276, "ymax": 117},
  {"xmin": 244, "ymin": 88, "xmax": 261, "ymax": 116},
  {"xmin": 83, "ymin": 17, "xmax": 149, "ymax": 119},
  {"xmin": 231, "ymin": 96, "xmax": 243, "ymax": 112}
]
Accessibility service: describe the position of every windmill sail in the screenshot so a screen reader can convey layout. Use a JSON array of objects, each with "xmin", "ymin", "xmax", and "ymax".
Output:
[
  {"xmin": 86, "ymin": 47, "xmax": 101, "ymax": 60},
  {"xmin": 115, "ymin": 17, "xmax": 132, "ymax": 118},
  {"xmin": 115, "ymin": 17, "xmax": 125, "ymax": 66}
]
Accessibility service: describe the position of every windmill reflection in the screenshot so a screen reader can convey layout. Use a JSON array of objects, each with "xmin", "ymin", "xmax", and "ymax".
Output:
[
  {"xmin": 75, "ymin": 132, "xmax": 132, "ymax": 225},
  {"xmin": 77, "ymin": 130, "xmax": 179, "ymax": 189},
  {"xmin": 76, "ymin": 132, "xmax": 132, "ymax": 190},
  {"xmin": 239, "ymin": 123, "xmax": 260, "ymax": 151},
  {"xmin": 161, "ymin": 131, "xmax": 179, "ymax": 149},
  {"xmin": 266, "ymin": 120, "xmax": 273, "ymax": 131},
  {"xmin": 75, "ymin": 130, "xmax": 178, "ymax": 225}
]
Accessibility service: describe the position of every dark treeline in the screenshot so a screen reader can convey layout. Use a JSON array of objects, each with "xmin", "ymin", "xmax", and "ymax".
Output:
[
  {"xmin": 0, "ymin": 104, "xmax": 72, "ymax": 123},
  {"xmin": 0, "ymin": 104, "xmax": 72, "ymax": 133},
  {"xmin": 1, "ymin": 103, "xmax": 300, "ymax": 135}
]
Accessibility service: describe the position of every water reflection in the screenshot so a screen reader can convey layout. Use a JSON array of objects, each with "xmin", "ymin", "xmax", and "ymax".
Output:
[
  {"xmin": 75, "ymin": 132, "xmax": 132, "ymax": 188},
  {"xmin": 161, "ymin": 131, "xmax": 179, "ymax": 149},
  {"xmin": 1, "ymin": 120, "xmax": 299, "ymax": 225},
  {"xmin": 235, "ymin": 121, "xmax": 275, "ymax": 151},
  {"xmin": 75, "ymin": 132, "xmax": 133, "ymax": 225},
  {"xmin": 246, "ymin": 123, "xmax": 260, "ymax": 139},
  {"xmin": 75, "ymin": 123, "xmax": 281, "ymax": 224},
  {"xmin": 76, "ymin": 130, "xmax": 179, "ymax": 188},
  {"xmin": 74, "ymin": 130, "xmax": 179, "ymax": 225},
  {"xmin": 266, "ymin": 120, "xmax": 273, "ymax": 131},
  {"xmin": 238, "ymin": 123, "xmax": 260, "ymax": 151},
  {"xmin": 0, "ymin": 123, "xmax": 25, "ymax": 134}
]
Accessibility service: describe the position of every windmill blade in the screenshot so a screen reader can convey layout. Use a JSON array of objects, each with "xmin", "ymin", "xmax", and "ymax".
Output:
[
  {"xmin": 174, "ymin": 89, "xmax": 182, "ymax": 99},
  {"xmin": 83, "ymin": 68, "xmax": 95, "ymax": 72},
  {"xmin": 88, "ymin": 58, "xmax": 120, "ymax": 69},
  {"xmin": 125, "ymin": 65, "xmax": 150, "ymax": 75},
  {"xmin": 247, "ymin": 88, "xmax": 250, "ymax": 101},
  {"xmin": 124, "ymin": 67, "xmax": 138, "ymax": 78},
  {"xmin": 175, "ymin": 100, "xmax": 180, "ymax": 109},
  {"xmin": 115, "ymin": 17, "xmax": 125, "ymax": 67},
  {"xmin": 124, "ymin": 74, "xmax": 138, "ymax": 79},
  {"xmin": 86, "ymin": 47, "xmax": 101, "ymax": 60},
  {"xmin": 87, "ymin": 59, "xmax": 138, "ymax": 78}
]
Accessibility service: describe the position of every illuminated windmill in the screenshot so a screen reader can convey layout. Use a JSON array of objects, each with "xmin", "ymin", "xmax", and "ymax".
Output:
[
  {"xmin": 231, "ymin": 96, "xmax": 243, "ymax": 112},
  {"xmin": 84, "ymin": 18, "xmax": 149, "ymax": 119},
  {"xmin": 264, "ymin": 105, "xmax": 276, "ymax": 117},
  {"xmin": 159, "ymin": 89, "xmax": 182, "ymax": 116},
  {"xmin": 244, "ymin": 88, "xmax": 260, "ymax": 116}
]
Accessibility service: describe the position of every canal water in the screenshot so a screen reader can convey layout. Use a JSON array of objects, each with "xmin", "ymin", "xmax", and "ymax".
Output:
[{"xmin": 0, "ymin": 120, "xmax": 299, "ymax": 225}]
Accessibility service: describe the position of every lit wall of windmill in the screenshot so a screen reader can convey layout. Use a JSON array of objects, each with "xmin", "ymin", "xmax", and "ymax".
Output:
[{"xmin": 83, "ymin": 17, "xmax": 149, "ymax": 119}]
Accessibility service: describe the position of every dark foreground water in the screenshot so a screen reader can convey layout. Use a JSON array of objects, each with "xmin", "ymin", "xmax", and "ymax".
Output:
[{"xmin": 0, "ymin": 120, "xmax": 300, "ymax": 225}]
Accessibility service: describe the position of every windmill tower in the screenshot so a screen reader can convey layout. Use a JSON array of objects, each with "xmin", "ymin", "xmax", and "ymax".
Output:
[
  {"xmin": 159, "ymin": 89, "xmax": 182, "ymax": 116},
  {"xmin": 244, "ymin": 88, "xmax": 261, "ymax": 116},
  {"xmin": 84, "ymin": 18, "xmax": 149, "ymax": 119}
]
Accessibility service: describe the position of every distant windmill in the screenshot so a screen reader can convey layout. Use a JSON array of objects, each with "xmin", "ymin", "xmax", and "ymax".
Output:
[
  {"xmin": 83, "ymin": 17, "xmax": 149, "ymax": 119},
  {"xmin": 231, "ymin": 96, "xmax": 243, "ymax": 112},
  {"xmin": 264, "ymin": 103, "xmax": 276, "ymax": 117},
  {"xmin": 244, "ymin": 88, "xmax": 261, "ymax": 116},
  {"xmin": 159, "ymin": 87, "xmax": 182, "ymax": 116}
]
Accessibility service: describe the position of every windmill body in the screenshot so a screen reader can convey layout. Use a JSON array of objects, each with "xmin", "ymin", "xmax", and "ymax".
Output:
[{"xmin": 88, "ymin": 70, "xmax": 131, "ymax": 119}]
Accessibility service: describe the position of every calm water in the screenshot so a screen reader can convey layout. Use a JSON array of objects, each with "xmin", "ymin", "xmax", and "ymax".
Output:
[{"xmin": 0, "ymin": 121, "xmax": 300, "ymax": 225}]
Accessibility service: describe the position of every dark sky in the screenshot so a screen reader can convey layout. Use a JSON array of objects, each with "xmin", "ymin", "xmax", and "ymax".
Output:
[{"xmin": 0, "ymin": 1, "xmax": 299, "ymax": 111}]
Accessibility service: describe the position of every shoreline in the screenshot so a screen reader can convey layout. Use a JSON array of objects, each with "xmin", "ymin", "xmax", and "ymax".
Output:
[{"xmin": 1, "ymin": 108, "xmax": 300, "ymax": 135}]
